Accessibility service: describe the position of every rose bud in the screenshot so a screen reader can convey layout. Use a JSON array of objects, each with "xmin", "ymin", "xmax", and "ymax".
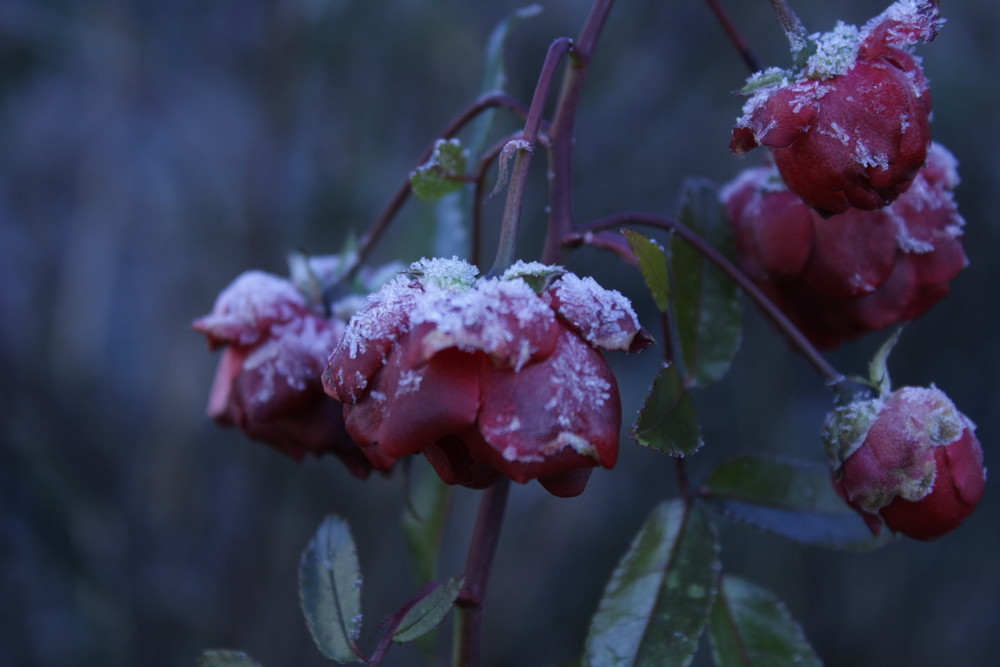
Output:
[
  {"xmin": 730, "ymin": 0, "xmax": 943, "ymax": 215},
  {"xmin": 323, "ymin": 258, "xmax": 651, "ymax": 497},
  {"xmin": 824, "ymin": 385, "xmax": 985, "ymax": 540},
  {"xmin": 722, "ymin": 142, "xmax": 967, "ymax": 349}
]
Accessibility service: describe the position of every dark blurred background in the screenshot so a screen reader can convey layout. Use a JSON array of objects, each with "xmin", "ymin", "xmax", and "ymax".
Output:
[{"xmin": 1, "ymin": 1, "xmax": 997, "ymax": 665}]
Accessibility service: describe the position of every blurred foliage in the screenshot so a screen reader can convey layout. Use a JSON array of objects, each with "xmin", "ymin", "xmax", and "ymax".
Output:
[{"xmin": 1, "ymin": 1, "xmax": 998, "ymax": 666}]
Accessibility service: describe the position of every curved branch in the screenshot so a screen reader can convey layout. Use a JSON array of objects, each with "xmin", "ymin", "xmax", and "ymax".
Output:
[{"xmin": 580, "ymin": 211, "xmax": 844, "ymax": 386}]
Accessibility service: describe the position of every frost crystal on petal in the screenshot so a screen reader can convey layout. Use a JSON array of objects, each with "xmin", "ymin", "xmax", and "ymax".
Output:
[
  {"xmin": 545, "ymin": 273, "xmax": 643, "ymax": 351},
  {"xmin": 339, "ymin": 273, "xmax": 419, "ymax": 361},
  {"xmin": 194, "ymin": 271, "xmax": 310, "ymax": 347},
  {"xmin": 410, "ymin": 278, "xmax": 556, "ymax": 369},
  {"xmin": 860, "ymin": 0, "xmax": 944, "ymax": 50}
]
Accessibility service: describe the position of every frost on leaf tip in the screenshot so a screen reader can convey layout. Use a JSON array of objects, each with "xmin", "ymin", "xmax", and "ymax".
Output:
[
  {"xmin": 406, "ymin": 256, "xmax": 479, "ymax": 290},
  {"xmin": 804, "ymin": 22, "xmax": 861, "ymax": 80}
]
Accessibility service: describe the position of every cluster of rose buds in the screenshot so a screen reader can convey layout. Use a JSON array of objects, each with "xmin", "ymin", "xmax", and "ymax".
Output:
[
  {"xmin": 322, "ymin": 257, "xmax": 650, "ymax": 497},
  {"xmin": 824, "ymin": 384, "xmax": 985, "ymax": 540},
  {"xmin": 723, "ymin": 142, "xmax": 967, "ymax": 348},
  {"xmin": 730, "ymin": 0, "xmax": 943, "ymax": 215},
  {"xmin": 192, "ymin": 255, "xmax": 399, "ymax": 479}
]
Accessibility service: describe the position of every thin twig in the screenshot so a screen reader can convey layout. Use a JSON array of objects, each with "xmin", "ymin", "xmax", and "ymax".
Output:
[
  {"xmin": 703, "ymin": 0, "xmax": 762, "ymax": 72},
  {"xmin": 541, "ymin": 0, "xmax": 617, "ymax": 265},
  {"xmin": 487, "ymin": 37, "xmax": 573, "ymax": 277}
]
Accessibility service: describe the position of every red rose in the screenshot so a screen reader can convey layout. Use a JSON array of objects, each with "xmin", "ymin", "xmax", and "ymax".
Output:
[
  {"xmin": 825, "ymin": 385, "xmax": 985, "ymax": 540},
  {"xmin": 194, "ymin": 264, "xmax": 375, "ymax": 479},
  {"xmin": 323, "ymin": 258, "xmax": 650, "ymax": 497},
  {"xmin": 722, "ymin": 142, "xmax": 967, "ymax": 348},
  {"xmin": 730, "ymin": 1, "xmax": 943, "ymax": 215}
]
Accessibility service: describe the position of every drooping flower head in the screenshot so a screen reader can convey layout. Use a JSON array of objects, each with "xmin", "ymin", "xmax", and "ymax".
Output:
[
  {"xmin": 730, "ymin": 1, "xmax": 944, "ymax": 215},
  {"xmin": 323, "ymin": 257, "xmax": 651, "ymax": 497},
  {"xmin": 193, "ymin": 254, "xmax": 399, "ymax": 479},
  {"xmin": 722, "ymin": 142, "xmax": 966, "ymax": 348}
]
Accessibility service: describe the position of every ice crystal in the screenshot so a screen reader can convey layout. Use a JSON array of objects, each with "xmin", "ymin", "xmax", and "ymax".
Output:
[
  {"xmin": 407, "ymin": 256, "xmax": 479, "ymax": 290},
  {"xmin": 804, "ymin": 22, "xmax": 861, "ymax": 80},
  {"xmin": 547, "ymin": 273, "xmax": 642, "ymax": 351}
]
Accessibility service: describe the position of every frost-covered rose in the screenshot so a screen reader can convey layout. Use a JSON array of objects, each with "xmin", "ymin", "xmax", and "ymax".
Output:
[
  {"xmin": 193, "ymin": 255, "xmax": 395, "ymax": 479},
  {"xmin": 722, "ymin": 142, "xmax": 966, "ymax": 348},
  {"xmin": 322, "ymin": 258, "xmax": 651, "ymax": 497},
  {"xmin": 730, "ymin": 0, "xmax": 943, "ymax": 215},
  {"xmin": 824, "ymin": 385, "xmax": 985, "ymax": 540}
]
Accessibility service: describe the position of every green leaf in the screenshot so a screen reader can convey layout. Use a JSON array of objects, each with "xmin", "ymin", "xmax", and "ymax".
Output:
[
  {"xmin": 623, "ymin": 229, "xmax": 670, "ymax": 311},
  {"xmin": 631, "ymin": 363, "xmax": 703, "ymax": 457},
  {"xmin": 391, "ymin": 576, "xmax": 465, "ymax": 643},
  {"xmin": 700, "ymin": 454, "xmax": 892, "ymax": 551},
  {"xmin": 709, "ymin": 575, "xmax": 821, "ymax": 667},
  {"xmin": 672, "ymin": 179, "xmax": 743, "ymax": 387},
  {"xmin": 299, "ymin": 515, "xmax": 363, "ymax": 663},
  {"xmin": 584, "ymin": 500, "xmax": 720, "ymax": 667},
  {"xmin": 410, "ymin": 139, "xmax": 468, "ymax": 201},
  {"xmin": 402, "ymin": 460, "xmax": 453, "ymax": 585},
  {"xmin": 197, "ymin": 650, "xmax": 264, "ymax": 667}
]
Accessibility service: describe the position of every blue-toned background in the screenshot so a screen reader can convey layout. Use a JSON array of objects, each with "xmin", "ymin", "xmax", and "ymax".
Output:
[{"xmin": 2, "ymin": 1, "xmax": 997, "ymax": 665}]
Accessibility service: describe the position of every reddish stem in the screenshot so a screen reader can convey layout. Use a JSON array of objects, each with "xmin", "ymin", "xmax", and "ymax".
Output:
[
  {"xmin": 541, "ymin": 0, "xmax": 617, "ymax": 265},
  {"xmin": 487, "ymin": 37, "xmax": 573, "ymax": 277},
  {"xmin": 580, "ymin": 211, "xmax": 844, "ymax": 386},
  {"xmin": 703, "ymin": 0, "xmax": 762, "ymax": 72},
  {"xmin": 452, "ymin": 478, "xmax": 510, "ymax": 667}
]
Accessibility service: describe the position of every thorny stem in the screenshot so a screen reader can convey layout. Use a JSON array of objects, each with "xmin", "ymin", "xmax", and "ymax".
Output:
[
  {"xmin": 581, "ymin": 212, "xmax": 844, "ymax": 387},
  {"xmin": 452, "ymin": 478, "xmax": 510, "ymax": 667},
  {"xmin": 542, "ymin": 0, "xmax": 617, "ymax": 265},
  {"xmin": 703, "ymin": 0, "xmax": 762, "ymax": 73},
  {"xmin": 487, "ymin": 37, "xmax": 573, "ymax": 277}
]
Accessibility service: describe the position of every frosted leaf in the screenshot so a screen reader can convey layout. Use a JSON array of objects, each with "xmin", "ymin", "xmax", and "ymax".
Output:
[
  {"xmin": 804, "ymin": 22, "xmax": 861, "ymax": 80},
  {"xmin": 545, "ymin": 273, "xmax": 643, "ymax": 351},
  {"xmin": 407, "ymin": 256, "xmax": 478, "ymax": 290},
  {"xmin": 194, "ymin": 271, "xmax": 309, "ymax": 347},
  {"xmin": 501, "ymin": 260, "xmax": 565, "ymax": 292}
]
